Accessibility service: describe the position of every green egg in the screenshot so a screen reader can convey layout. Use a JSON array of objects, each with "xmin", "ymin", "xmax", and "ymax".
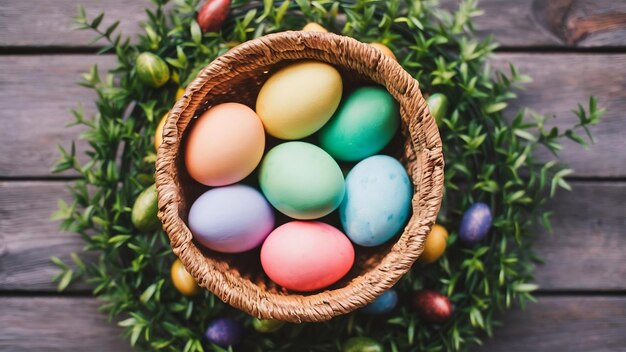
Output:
[
  {"xmin": 259, "ymin": 142, "xmax": 345, "ymax": 220},
  {"xmin": 319, "ymin": 86, "xmax": 400, "ymax": 161}
]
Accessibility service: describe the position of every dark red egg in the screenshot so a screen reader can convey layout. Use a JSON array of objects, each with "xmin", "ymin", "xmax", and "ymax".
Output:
[
  {"xmin": 197, "ymin": 0, "xmax": 231, "ymax": 33},
  {"xmin": 411, "ymin": 289, "xmax": 453, "ymax": 324}
]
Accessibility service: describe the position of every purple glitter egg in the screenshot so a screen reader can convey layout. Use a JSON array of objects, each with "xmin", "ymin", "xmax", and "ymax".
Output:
[
  {"xmin": 205, "ymin": 318, "xmax": 243, "ymax": 347},
  {"xmin": 459, "ymin": 202, "xmax": 493, "ymax": 244}
]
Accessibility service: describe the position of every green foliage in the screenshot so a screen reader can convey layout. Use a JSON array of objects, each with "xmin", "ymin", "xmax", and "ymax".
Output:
[{"xmin": 54, "ymin": 0, "xmax": 602, "ymax": 351}]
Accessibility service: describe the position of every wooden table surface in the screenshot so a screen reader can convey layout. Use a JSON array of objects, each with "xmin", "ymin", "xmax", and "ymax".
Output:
[{"xmin": 1, "ymin": 0, "xmax": 625, "ymax": 351}]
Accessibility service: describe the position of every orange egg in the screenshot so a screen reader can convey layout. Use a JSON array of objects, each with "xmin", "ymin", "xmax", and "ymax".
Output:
[
  {"xmin": 302, "ymin": 22, "xmax": 328, "ymax": 32},
  {"xmin": 418, "ymin": 224, "xmax": 448, "ymax": 264},
  {"xmin": 170, "ymin": 258, "xmax": 199, "ymax": 296},
  {"xmin": 369, "ymin": 42, "xmax": 396, "ymax": 61},
  {"xmin": 154, "ymin": 111, "xmax": 168, "ymax": 151},
  {"xmin": 184, "ymin": 103, "xmax": 265, "ymax": 186}
]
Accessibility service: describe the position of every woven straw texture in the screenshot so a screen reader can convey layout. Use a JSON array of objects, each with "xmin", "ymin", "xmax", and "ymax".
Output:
[{"xmin": 155, "ymin": 31, "xmax": 444, "ymax": 323}]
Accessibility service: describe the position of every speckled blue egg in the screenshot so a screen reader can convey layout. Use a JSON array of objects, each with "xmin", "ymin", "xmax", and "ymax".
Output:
[
  {"xmin": 205, "ymin": 318, "xmax": 244, "ymax": 347},
  {"xmin": 361, "ymin": 289, "xmax": 398, "ymax": 315},
  {"xmin": 458, "ymin": 202, "xmax": 493, "ymax": 244},
  {"xmin": 340, "ymin": 155, "xmax": 413, "ymax": 247}
]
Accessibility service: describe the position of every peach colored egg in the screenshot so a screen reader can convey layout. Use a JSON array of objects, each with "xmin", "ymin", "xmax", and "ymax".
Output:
[
  {"xmin": 260, "ymin": 221, "xmax": 354, "ymax": 292},
  {"xmin": 184, "ymin": 103, "xmax": 265, "ymax": 186}
]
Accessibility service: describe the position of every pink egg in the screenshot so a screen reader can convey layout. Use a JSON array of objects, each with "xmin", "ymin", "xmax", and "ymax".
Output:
[
  {"xmin": 184, "ymin": 103, "xmax": 265, "ymax": 186},
  {"xmin": 260, "ymin": 221, "xmax": 355, "ymax": 292}
]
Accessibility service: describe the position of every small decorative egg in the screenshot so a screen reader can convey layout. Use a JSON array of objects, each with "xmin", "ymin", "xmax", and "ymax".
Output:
[
  {"xmin": 418, "ymin": 224, "xmax": 448, "ymax": 264},
  {"xmin": 154, "ymin": 111, "xmax": 168, "ymax": 151},
  {"xmin": 170, "ymin": 258, "xmax": 199, "ymax": 296},
  {"xmin": 426, "ymin": 93, "xmax": 448, "ymax": 126},
  {"xmin": 256, "ymin": 61, "xmax": 343, "ymax": 139},
  {"xmin": 319, "ymin": 86, "xmax": 400, "ymax": 161},
  {"xmin": 197, "ymin": 0, "xmax": 231, "ymax": 33},
  {"xmin": 343, "ymin": 337, "xmax": 384, "ymax": 352},
  {"xmin": 261, "ymin": 221, "xmax": 355, "ymax": 292},
  {"xmin": 340, "ymin": 155, "xmax": 412, "ymax": 247},
  {"xmin": 136, "ymin": 52, "xmax": 170, "ymax": 88},
  {"xmin": 360, "ymin": 289, "xmax": 398, "ymax": 315},
  {"xmin": 369, "ymin": 42, "xmax": 396, "ymax": 61},
  {"xmin": 188, "ymin": 185, "xmax": 275, "ymax": 253},
  {"xmin": 259, "ymin": 142, "xmax": 345, "ymax": 219},
  {"xmin": 175, "ymin": 86, "xmax": 185, "ymax": 101},
  {"xmin": 204, "ymin": 318, "xmax": 243, "ymax": 347},
  {"xmin": 302, "ymin": 22, "xmax": 328, "ymax": 32},
  {"xmin": 131, "ymin": 184, "xmax": 160, "ymax": 232},
  {"xmin": 410, "ymin": 289, "xmax": 453, "ymax": 324},
  {"xmin": 252, "ymin": 318, "xmax": 285, "ymax": 333},
  {"xmin": 458, "ymin": 202, "xmax": 493, "ymax": 244},
  {"xmin": 185, "ymin": 103, "xmax": 265, "ymax": 186}
]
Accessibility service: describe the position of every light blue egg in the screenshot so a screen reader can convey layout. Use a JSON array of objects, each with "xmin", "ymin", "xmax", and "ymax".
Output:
[
  {"xmin": 340, "ymin": 155, "xmax": 413, "ymax": 247},
  {"xmin": 361, "ymin": 289, "xmax": 398, "ymax": 315}
]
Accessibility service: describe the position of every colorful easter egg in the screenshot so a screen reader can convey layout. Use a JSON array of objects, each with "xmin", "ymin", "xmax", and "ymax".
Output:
[
  {"xmin": 170, "ymin": 258, "xmax": 199, "ymax": 296},
  {"xmin": 459, "ymin": 202, "xmax": 493, "ymax": 244},
  {"xmin": 319, "ymin": 86, "xmax": 399, "ymax": 162},
  {"xmin": 184, "ymin": 103, "xmax": 265, "ymax": 186},
  {"xmin": 418, "ymin": 224, "xmax": 448, "ymax": 264},
  {"xmin": 256, "ymin": 61, "xmax": 343, "ymax": 139},
  {"xmin": 340, "ymin": 155, "xmax": 412, "ymax": 246},
  {"xmin": 260, "ymin": 221, "xmax": 354, "ymax": 292},
  {"xmin": 259, "ymin": 142, "xmax": 345, "ymax": 219},
  {"xmin": 205, "ymin": 318, "xmax": 243, "ymax": 347},
  {"xmin": 188, "ymin": 185, "xmax": 275, "ymax": 253},
  {"xmin": 136, "ymin": 52, "xmax": 170, "ymax": 88},
  {"xmin": 360, "ymin": 289, "xmax": 398, "ymax": 315}
]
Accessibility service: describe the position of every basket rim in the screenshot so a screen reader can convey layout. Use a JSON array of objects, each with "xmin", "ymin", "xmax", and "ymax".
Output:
[{"xmin": 155, "ymin": 30, "xmax": 444, "ymax": 323}]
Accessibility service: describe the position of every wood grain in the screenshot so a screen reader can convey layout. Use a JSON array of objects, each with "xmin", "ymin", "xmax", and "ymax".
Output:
[
  {"xmin": 1, "ymin": 0, "xmax": 625, "ymax": 48},
  {"xmin": 482, "ymin": 296, "xmax": 626, "ymax": 352},
  {"xmin": 0, "ymin": 295, "xmax": 623, "ymax": 351},
  {"xmin": 0, "ymin": 55, "xmax": 116, "ymax": 178},
  {"xmin": 1, "ymin": 181, "xmax": 624, "ymax": 291},
  {"xmin": 1, "ymin": 53, "xmax": 624, "ymax": 178},
  {"xmin": 0, "ymin": 182, "xmax": 92, "ymax": 291},
  {"xmin": 0, "ymin": 296, "xmax": 131, "ymax": 352}
]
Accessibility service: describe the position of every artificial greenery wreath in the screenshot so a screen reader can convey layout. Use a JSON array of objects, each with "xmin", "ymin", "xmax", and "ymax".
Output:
[{"xmin": 52, "ymin": 0, "xmax": 602, "ymax": 351}]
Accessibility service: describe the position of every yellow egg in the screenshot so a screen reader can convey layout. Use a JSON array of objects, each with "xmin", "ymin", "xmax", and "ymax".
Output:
[
  {"xmin": 175, "ymin": 87, "xmax": 185, "ymax": 101},
  {"xmin": 170, "ymin": 258, "xmax": 200, "ymax": 296},
  {"xmin": 154, "ymin": 111, "xmax": 168, "ymax": 151},
  {"xmin": 302, "ymin": 22, "xmax": 328, "ymax": 32},
  {"xmin": 369, "ymin": 42, "xmax": 396, "ymax": 61},
  {"xmin": 256, "ymin": 61, "xmax": 342, "ymax": 139},
  {"xmin": 419, "ymin": 224, "xmax": 448, "ymax": 264}
]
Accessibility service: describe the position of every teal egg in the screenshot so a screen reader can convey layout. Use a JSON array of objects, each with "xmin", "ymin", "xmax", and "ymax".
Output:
[
  {"xmin": 259, "ymin": 142, "xmax": 345, "ymax": 219},
  {"xmin": 319, "ymin": 86, "xmax": 400, "ymax": 161},
  {"xmin": 340, "ymin": 155, "xmax": 412, "ymax": 246}
]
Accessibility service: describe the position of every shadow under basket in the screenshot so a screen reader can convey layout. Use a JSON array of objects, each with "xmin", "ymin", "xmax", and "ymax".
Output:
[{"xmin": 155, "ymin": 31, "xmax": 444, "ymax": 323}]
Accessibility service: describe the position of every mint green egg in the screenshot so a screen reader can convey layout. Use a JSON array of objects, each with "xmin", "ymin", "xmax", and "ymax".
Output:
[
  {"xmin": 319, "ymin": 86, "xmax": 400, "ymax": 161},
  {"xmin": 259, "ymin": 142, "xmax": 345, "ymax": 219}
]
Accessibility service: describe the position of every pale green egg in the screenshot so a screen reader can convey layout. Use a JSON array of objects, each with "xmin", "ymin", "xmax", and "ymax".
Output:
[{"xmin": 258, "ymin": 142, "xmax": 345, "ymax": 219}]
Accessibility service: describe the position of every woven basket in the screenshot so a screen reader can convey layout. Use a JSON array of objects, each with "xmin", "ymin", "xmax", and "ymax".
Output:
[{"xmin": 155, "ymin": 31, "xmax": 444, "ymax": 323}]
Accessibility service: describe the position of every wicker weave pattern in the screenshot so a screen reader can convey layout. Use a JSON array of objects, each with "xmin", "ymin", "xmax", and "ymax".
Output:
[{"xmin": 155, "ymin": 31, "xmax": 444, "ymax": 323}]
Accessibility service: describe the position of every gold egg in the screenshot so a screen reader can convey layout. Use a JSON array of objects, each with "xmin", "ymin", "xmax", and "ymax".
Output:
[
  {"xmin": 175, "ymin": 87, "xmax": 185, "ymax": 101},
  {"xmin": 170, "ymin": 258, "xmax": 199, "ymax": 296},
  {"xmin": 419, "ymin": 224, "xmax": 448, "ymax": 264},
  {"xmin": 369, "ymin": 42, "xmax": 396, "ymax": 61},
  {"xmin": 154, "ymin": 111, "xmax": 168, "ymax": 151},
  {"xmin": 302, "ymin": 22, "xmax": 328, "ymax": 32}
]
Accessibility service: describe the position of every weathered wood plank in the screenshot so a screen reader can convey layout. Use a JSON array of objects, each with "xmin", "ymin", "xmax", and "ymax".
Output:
[
  {"xmin": 482, "ymin": 296, "xmax": 626, "ymax": 352},
  {"xmin": 491, "ymin": 53, "xmax": 626, "ymax": 178},
  {"xmin": 0, "ymin": 295, "xmax": 624, "ymax": 351},
  {"xmin": 1, "ymin": 0, "xmax": 625, "ymax": 48},
  {"xmin": 0, "ymin": 296, "xmax": 131, "ymax": 352},
  {"xmin": 1, "ymin": 181, "xmax": 624, "ymax": 291},
  {"xmin": 1, "ymin": 53, "xmax": 624, "ymax": 177},
  {"xmin": 0, "ymin": 55, "xmax": 116, "ymax": 178},
  {"xmin": 0, "ymin": 182, "xmax": 92, "ymax": 291},
  {"xmin": 0, "ymin": 0, "xmax": 150, "ymax": 48}
]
